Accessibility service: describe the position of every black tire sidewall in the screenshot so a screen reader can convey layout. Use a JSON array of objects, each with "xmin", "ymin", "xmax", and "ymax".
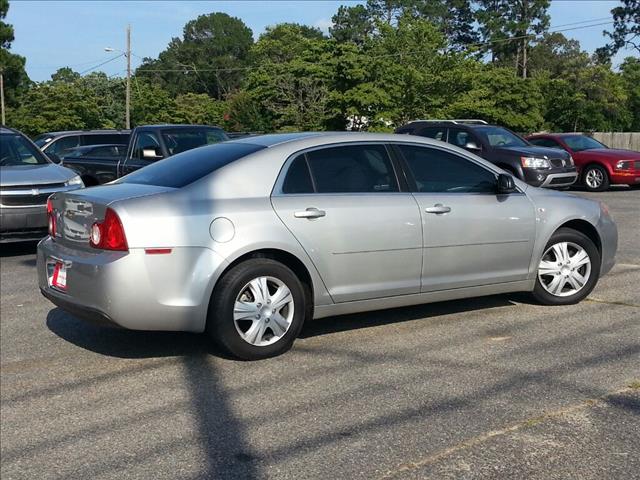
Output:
[
  {"xmin": 207, "ymin": 259, "xmax": 306, "ymax": 360},
  {"xmin": 582, "ymin": 165, "xmax": 609, "ymax": 192},
  {"xmin": 533, "ymin": 228, "xmax": 601, "ymax": 305}
]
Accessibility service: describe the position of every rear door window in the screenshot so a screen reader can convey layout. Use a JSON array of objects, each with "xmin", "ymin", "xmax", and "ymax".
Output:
[
  {"xmin": 305, "ymin": 144, "xmax": 399, "ymax": 193},
  {"xmin": 447, "ymin": 128, "xmax": 478, "ymax": 149},
  {"xmin": 282, "ymin": 155, "xmax": 314, "ymax": 194},
  {"xmin": 47, "ymin": 135, "xmax": 80, "ymax": 156},
  {"xmin": 417, "ymin": 126, "xmax": 447, "ymax": 141},
  {"xmin": 131, "ymin": 132, "xmax": 162, "ymax": 160}
]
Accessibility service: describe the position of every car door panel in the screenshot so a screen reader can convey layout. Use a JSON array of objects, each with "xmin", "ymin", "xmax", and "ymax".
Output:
[
  {"xmin": 272, "ymin": 194, "xmax": 422, "ymax": 302},
  {"xmin": 414, "ymin": 193, "xmax": 535, "ymax": 291},
  {"xmin": 395, "ymin": 143, "xmax": 536, "ymax": 292}
]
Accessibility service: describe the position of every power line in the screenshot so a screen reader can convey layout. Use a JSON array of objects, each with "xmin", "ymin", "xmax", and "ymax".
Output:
[{"xmin": 78, "ymin": 54, "xmax": 125, "ymax": 76}]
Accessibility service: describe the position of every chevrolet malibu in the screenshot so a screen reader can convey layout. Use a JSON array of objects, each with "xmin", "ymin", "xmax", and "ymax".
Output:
[{"xmin": 38, "ymin": 133, "xmax": 618, "ymax": 359}]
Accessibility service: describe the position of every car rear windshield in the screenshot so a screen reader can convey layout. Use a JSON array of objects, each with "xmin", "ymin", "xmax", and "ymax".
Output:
[
  {"xmin": 116, "ymin": 142, "xmax": 265, "ymax": 188},
  {"xmin": 1, "ymin": 133, "xmax": 50, "ymax": 166}
]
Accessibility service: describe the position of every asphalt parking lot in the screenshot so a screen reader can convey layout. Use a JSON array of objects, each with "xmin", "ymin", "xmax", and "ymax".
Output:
[{"xmin": 1, "ymin": 188, "xmax": 638, "ymax": 480}]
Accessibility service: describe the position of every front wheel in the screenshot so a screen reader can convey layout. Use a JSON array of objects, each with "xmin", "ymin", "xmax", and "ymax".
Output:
[
  {"xmin": 532, "ymin": 228, "xmax": 601, "ymax": 305},
  {"xmin": 207, "ymin": 258, "xmax": 307, "ymax": 360},
  {"xmin": 582, "ymin": 164, "xmax": 610, "ymax": 192}
]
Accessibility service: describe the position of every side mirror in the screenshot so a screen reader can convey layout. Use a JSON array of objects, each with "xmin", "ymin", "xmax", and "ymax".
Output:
[
  {"xmin": 47, "ymin": 152, "xmax": 61, "ymax": 164},
  {"xmin": 497, "ymin": 173, "xmax": 516, "ymax": 194},
  {"xmin": 142, "ymin": 148, "xmax": 161, "ymax": 159},
  {"xmin": 465, "ymin": 141, "xmax": 481, "ymax": 151}
]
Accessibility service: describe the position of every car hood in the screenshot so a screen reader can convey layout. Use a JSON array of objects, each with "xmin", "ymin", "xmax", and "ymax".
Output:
[
  {"xmin": 575, "ymin": 148, "xmax": 640, "ymax": 161},
  {"xmin": 495, "ymin": 145, "xmax": 569, "ymax": 159},
  {"xmin": 0, "ymin": 163, "xmax": 78, "ymax": 187}
]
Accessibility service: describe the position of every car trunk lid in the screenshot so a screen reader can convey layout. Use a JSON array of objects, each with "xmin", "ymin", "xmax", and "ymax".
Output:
[{"xmin": 48, "ymin": 183, "xmax": 174, "ymax": 251}]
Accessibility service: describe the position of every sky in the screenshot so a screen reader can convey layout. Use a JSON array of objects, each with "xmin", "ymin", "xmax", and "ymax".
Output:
[{"xmin": 6, "ymin": 0, "xmax": 636, "ymax": 82}]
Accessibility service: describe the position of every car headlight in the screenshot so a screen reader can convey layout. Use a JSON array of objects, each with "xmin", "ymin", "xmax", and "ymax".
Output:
[
  {"xmin": 520, "ymin": 156, "xmax": 551, "ymax": 169},
  {"xmin": 567, "ymin": 156, "xmax": 574, "ymax": 166},
  {"xmin": 66, "ymin": 175, "xmax": 84, "ymax": 187},
  {"xmin": 615, "ymin": 160, "xmax": 633, "ymax": 170}
]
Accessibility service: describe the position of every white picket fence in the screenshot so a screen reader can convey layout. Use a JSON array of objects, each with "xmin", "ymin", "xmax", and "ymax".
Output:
[{"xmin": 591, "ymin": 132, "xmax": 640, "ymax": 151}]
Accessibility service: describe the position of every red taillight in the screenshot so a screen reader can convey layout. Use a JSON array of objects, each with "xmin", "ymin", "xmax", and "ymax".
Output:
[
  {"xmin": 89, "ymin": 208, "xmax": 128, "ymax": 251},
  {"xmin": 47, "ymin": 198, "xmax": 56, "ymax": 237}
]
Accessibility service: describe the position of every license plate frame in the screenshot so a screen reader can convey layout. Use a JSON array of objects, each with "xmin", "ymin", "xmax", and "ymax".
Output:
[{"xmin": 48, "ymin": 259, "xmax": 68, "ymax": 291}]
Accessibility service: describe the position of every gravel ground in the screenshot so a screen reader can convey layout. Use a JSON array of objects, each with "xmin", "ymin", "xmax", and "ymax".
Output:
[{"xmin": 1, "ymin": 187, "xmax": 638, "ymax": 480}]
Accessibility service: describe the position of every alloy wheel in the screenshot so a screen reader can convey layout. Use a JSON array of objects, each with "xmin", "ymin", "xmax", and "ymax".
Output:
[
  {"xmin": 233, "ymin": 276, "xmax": 294, "ymax": 346},
  {"xmin": 538, "ymin": 241, "xmax": 591, "ymax": 297},
  {"xmin": 585, "ymin": 168, "xmax": 604, "ymax": 189}
]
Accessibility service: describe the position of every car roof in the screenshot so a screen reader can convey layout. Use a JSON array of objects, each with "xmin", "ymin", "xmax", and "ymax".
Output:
[
  {"xmin": 135, "ymin": 124, "xmax": 224, "ymax": 130},
  {"xmin": 36, "ymin": 129, "xmax": 130, "ymax": 137},
  {"xmin": 402, "ymin": 121, "xmax": 500, "ymax": 130},
  {"xmin": 0, "ymin": 125, "xmax": 23, "ymax": 135}
]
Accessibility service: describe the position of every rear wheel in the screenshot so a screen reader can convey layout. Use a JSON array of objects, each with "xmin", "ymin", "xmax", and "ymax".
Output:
[
  {"xmin": 207, "ymin": 258, "xmax": 306, "ymax": 360},
  {"xmin": 532, "ymin": 228, "xmax": 600, "ymax": 305},
  {"xmin": 582, "ymin": 164, "xmax": 609, "ymax": 192}
]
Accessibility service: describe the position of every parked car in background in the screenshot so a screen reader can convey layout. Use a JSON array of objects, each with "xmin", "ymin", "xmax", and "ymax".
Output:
[
  {"xmin": 1, "ymin": 125, "xmax": 84, "ymax": 242},
  {"xmin": 526, "ymin": 133, "xmax": 640, "ymax": 191},
  {"xmin": 396, "ymin": 120, "xmax": 578, "ymax": 188},
  {"xmin": 58, "ymin": 125, "xmax": 230, "ymax": 185},
  {"xmin": 60, "ymin": 144, "xmax": 128, "ymax": 186},
  {"xmin": 33, "ymin": 130, "xmax": 130, "ymax": 163},
  {"xmin": 119, "ymin": 124, "xmax": 229, "ymax": 177},
  {"xmin": 38, "ymin": 132, "xmax": 617, "ymax": 360}
]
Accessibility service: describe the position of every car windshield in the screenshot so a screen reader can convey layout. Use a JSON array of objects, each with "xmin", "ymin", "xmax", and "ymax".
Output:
[
  {"xmin": 476, "ymin": 126, "xmax": 528, "ymax": 148},
  {"xmin": 161, "ymin": 128, "xmax": 229, "ymax": 156},
  {"xmin": 0, "ymin": 133, "xmax": 50, "ymax": 166},
  {"xmin": 117, "ymin": 142, "xmax": 265, "ymax": 188},
  {"xmin": 563, "ymin": 135, "xmax": 607, "ymax": 152}
]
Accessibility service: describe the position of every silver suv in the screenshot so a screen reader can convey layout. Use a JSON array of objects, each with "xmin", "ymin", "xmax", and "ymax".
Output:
[
  {"xmin": 1, "ymin": 126, "xmax": 84, "ymax": 242},
  {"xmin": 37, "ymin": 133, "xmax": 617, "ymax": 359}
]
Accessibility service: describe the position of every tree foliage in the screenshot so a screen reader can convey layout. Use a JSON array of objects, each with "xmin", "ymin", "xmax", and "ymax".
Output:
[
  {"xmin": 0, "ymin": 0, "xmax": 30, "ymax": 107},
  {"xmin": 5, "ymin": 1, "xmax": 639, "ymax": 136}
]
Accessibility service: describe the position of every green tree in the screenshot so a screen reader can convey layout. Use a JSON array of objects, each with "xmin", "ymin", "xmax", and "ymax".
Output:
[
  {"xmin": 136, "ymin": 12, "xmax": 253, "ymax": 99},
  {"xmin": 527, "ymin": 32, "xmax": 590, "ymax": 77},
  {"xmin": 619, "ymin": 57, "xmax": 640, "ymax": 130},
  {"xmin": 173, "ymin": 92, "xmax": 226, "ymax": 125},
  {"xmin": 0, "ymin": 0, "xmax": 30, "ymax": 109},
  {"xmin": 599, "ymin": 0, "xmax": 640, "ymax": 57},
  {"xmin": 412, "ymin": 0, "xmax": 479, "ymax": 51},
  {"xmin": 6, "ymin": 82, "xmax": 102, "ymax": 136},
  {"xmin": 330, "ymin": 5, "xmax": 373, "ymax": 45},
  {"xmin": 130, "ymin": 78, "xmax": 175, "ymax": 125},
  {"xmin": 477, "ymin": 0, "xmax": 550, "ymax": 77}
]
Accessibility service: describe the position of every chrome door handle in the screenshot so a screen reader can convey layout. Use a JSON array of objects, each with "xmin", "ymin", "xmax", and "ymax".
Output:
[
  {"xmin": 294, "ymin": 208, "xmax": 326, "ymax": 219},
  {"xmin": 425, "ymin": 204, "xmax": 451, "ymax": 214}
]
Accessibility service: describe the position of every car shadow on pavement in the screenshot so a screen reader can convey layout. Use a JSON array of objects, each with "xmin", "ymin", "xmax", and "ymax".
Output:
[
  {"xmin": 45, "ymin": 308, "xmax": 232, "ymax": 359},
  {"xmin": 46, "ymin": 294, "xmax": 518, "ymax": 359},
  {"xmin": 0, "ymin": 240, "xmax": 39, "ymax": 258},
  {"xmin": 300, "ymin": 294, "xmax": 518, "ymax": 338}
]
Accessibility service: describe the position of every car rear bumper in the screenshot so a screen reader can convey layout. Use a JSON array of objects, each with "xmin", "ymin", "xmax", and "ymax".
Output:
[{"xmin": 37, "ymin": 237, "xmax": 229, "ymax": 332}]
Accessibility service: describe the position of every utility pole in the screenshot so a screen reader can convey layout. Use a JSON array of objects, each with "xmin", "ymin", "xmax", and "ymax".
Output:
[
  {"xmin": 125, "ymin": 24, "xmax": 131, "ymax": 130},
  {"xmin": 0, "ymin": 69, "xmax": 5, "ymax": 125}
]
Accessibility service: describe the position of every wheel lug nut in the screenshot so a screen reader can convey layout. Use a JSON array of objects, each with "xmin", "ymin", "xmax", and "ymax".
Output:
[
  {"xmin": 272, "ymin": 309, "xmax": 276, "ymax": 314},
  {"xmin": 255, "ymin": 314, "xmax": 260, "ymax": 319},
  {"xmin": 267, "ymin": 300, "xmax": 271, "ymax": 305},
  {"xmin": 257, "ymin": 303, "xmax": 262, "ymax": 308}
]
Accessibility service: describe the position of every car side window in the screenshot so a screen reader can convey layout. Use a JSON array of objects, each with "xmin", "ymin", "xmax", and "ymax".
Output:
[
  {"xmin": 282, "ymin": 155, "xmax": 314, "ymax": 194},
  {"xmin": 305, "ymin": 145, "xmax": 399, "ymax": 194},
  {"xmin": 131, "ymin": 132, "xmax": 162, "ymax": 160},
  {"xmin": 398, "ymin": 144, "xmax": 496, "ymax": 194},
  {"xmin": 47, "ymin": 136, "xmax": 79, "ymax": 155},
  {"xmin": 417, "ymin": 126, "xmax": 447, "ymax": 141},
  {"xmin": 448, "ymin": 128, "xmax": 478, "ymax": 149}
]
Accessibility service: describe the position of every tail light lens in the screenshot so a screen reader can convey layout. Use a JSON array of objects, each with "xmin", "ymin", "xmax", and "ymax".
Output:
[
  {"xmin": 89, "ymin": 208, "xmax": 128, "ymax": 251},
  {"xmin": 47, "ymin": 198, "xmax": 56, "ymax": 237}
]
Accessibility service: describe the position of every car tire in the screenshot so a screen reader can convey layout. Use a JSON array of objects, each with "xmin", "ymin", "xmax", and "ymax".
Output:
[
  {"xmin": 582, "ymin": 164, "xmax": 609, "ymax": 192},
  {"xmin": 532, "ymin": 228, "xmax": 600, "ymax": 306},
  {"xmin": 206, "ymin": 258, "xmax": 307, "ymax": 360}
]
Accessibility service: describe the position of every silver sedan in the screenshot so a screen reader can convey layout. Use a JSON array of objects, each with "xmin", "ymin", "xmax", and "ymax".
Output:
[{"xmin": 37, "ymin": 133, "xmax": 618, "ymax": 359}]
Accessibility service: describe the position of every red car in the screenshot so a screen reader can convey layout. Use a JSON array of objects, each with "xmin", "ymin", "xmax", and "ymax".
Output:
[{"xmin": 526, "ymin": 133, "xmax": 640, "ymax": 191}]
